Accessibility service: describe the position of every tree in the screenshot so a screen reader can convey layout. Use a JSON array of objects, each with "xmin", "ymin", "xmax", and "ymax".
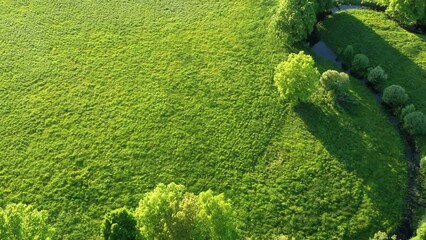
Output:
[
  {"xmin": 401, "ymin": 104, "xmax": 416, "ymax": 119},
  {"xmin": 0, "ymin": 203, "xmax": 54, "ymax": 240},
  {"xmin": 101, "ymin": 208, "xmax": 139, "ymax": 240},
  {"xmin": 351, "ymin": 54, "xmax": 370, "ymax": 77},
  {"xmin": 274, "ymin": 51, "xmax": 320, "ymax": 105},
  {"xmin": 134, "ymin": 183, "xmax": 240, "ymax": 240},
  {"xmin": 367, "ymin": 66, "xmax": 388, "ymax": 87},
  {"xmin": 311, "ymin": 0, "xmax": 334, "ymax": 14},
  {"xmin": 271, "ymin": 0, "xmax": 316, "ymax": 45},
  {"xmin": 382, "ymin": 85, "xmax": 408, "ymax": 107},
  {"xmin": 320, "ymin": 70, "xmax": 351, "ymax": 105},
  {"xmin": 342, "ymin": 45, "xmax": 355, "ymax": 65},
  {"xmin": 411, "ymin": 219, "xmax": 426, "ymax": 240},
  {"xmin": 403, "ymin": 111, "xmax": 426, "ymax": 136},
  {"xmin": 387, "ymin": 0, "xmax": 426, "ymax": 25}
]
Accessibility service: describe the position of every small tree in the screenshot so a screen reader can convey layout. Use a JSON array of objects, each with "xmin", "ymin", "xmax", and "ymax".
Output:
[
  {"xmin": 101, "ymin": 208, "xmax": 139, "ymax": 240},
  {"xmin": 271, "ymin": 0, "xmax": 316, "ymax": 45},
  {"xmin": 401, "ymin": 104, "xmax": 416, "ymax": 119},
  {"xmin": 274, "ymin": 51, "xmax": 320, "ymax": 105},
  {"xmin": 320, "ymin": 70, "xmax": 351, "ymax": 106},
  {"xmin": 403, "ymin": 111, "xmax": 426, "ymax": 136},
  {"xmin": 134, "ymin": 183, "xmax": 240, "ymax": 240},
  {"xmin": 0, "ymin": 203, "xmax": 54, "ymax": 240},
  {"xmin": 342, "ymin": 45, "xmax": 355, "ymax": 65},
  {"xmin": 367, "ymin": 66, "xmax": 388, "ymax": 86},
  {"xmin": 351, "ymin": 54, "xmax": 370, "ymax": 77},
  {"xmin": 382, "ymin": 85, "xmax": 408, "ymax": 108}
]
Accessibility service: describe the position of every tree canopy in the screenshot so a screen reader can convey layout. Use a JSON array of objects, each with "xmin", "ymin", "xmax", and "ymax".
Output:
[
  {"xmin": 271, "ymin": 0, "xmax": 316, "ymax": 44},
  {"xmin": 0, "ymin": 203, "xmax": 54, "ymax": 240},
  {"xmin": 274, "ymin": 51, "xmax": 320, "ymax": 104},
  {"xmin": 134, "ymin": 183, "xmax": 240, "ymax": 240}
]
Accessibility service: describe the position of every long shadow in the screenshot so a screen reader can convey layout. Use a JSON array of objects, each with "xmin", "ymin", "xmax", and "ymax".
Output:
[
  {"xmin": 314, "ymin": 10, "xmax": 426, "ymax": 239},
  {"xmin": 296, "ymin": 101, "xmax": 407, "ymax": 237}
]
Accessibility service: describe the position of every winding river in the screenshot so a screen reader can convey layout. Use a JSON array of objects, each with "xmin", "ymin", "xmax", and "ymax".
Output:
[{"xmin": 310, "ymin": 5, "xmax": 421, "ymax": 239}]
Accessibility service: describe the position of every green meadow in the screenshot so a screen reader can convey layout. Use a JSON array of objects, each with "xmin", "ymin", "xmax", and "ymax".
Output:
[{"xmin": 0, "ymin": 1, "xmax": 412, "ymax": 239}]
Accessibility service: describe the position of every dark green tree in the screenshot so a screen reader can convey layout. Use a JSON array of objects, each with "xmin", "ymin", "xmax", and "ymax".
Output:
[
  {"xmin": 101, "ymin": 208, "xmax": 139, "ymax": 240},
  {"xmin": 382, "ymin": 85, "xmax": 408, "ymax": 107},
  {"xmin": 271, "ymin": 0, "xmax": 316, "ymax": 45}
]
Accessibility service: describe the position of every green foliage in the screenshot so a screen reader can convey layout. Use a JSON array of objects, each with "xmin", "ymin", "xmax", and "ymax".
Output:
[
  {"xmin": 386, "ymin": 0, "xmax": 426, "ymax": 25},
  {"xmin": 274, "ymin": 51, "xmax": 320, "ymax": 104},
  {"xmin": 320, "ymin": 70, "xmax": 353, "ymax": 107},
  {"xmin": 0, "ymin": 203, "xmax": 54, "ymax": 240},
  {"xmin": 367, "ymin": 66, "xmax": 388, "ymax": 86},
  {"xmin": 351, "ymin": 54, "xmax": 370, "ymax": 77},
  {"xmin": 312, "ymin": 0, "xmax": 335, "ymax": 13},
  {"xmin": 403, "ymin": 111, "xmax": 426, "ymax": 136},
  {"xmin": 101, "ymin": 208, "xmax": 139, "ymax": 240},
  {"xmin": 271, "ymin": 0, "xmax": 316, "ymax": 44},
  {"xmin": 383, "ymin": 85, "xmax": 408, "ymax": 107},
  {"xmin": 342, "ymin": 45, "xmax": 355, "ymax": 64},
  {"xmin": 370, "ymin": 231, "xmax": 397, "ymax": 240},
  {"xmin": 401, "ymin": 104, "xmax": 416, "ymax": 119},
  {"xmin": 411, "ymin": 219, "xmax": 426, "ymax": 240},
  {"xmin": 134, "ymin": 183, "xmax": 239, "ymax": 240}
]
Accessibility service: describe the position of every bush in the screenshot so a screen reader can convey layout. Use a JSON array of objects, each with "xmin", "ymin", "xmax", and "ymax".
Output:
[
  {"xmin": 351, "ymin": 54, "xmax": 370, "ymax": 77},
  {"xmin": 403, "ymin": 111, "xmax": 426, "ymax": 136},
  {"xmin": 320, "ymin": 70, "xmax": 349, "ymax": 93},
  {"xmin": 274, "ymin": 51, "xmax": 320, "ymax": 105},
  {"xmin": 101, "ymin": 208, "xmax": 139, "ymax": 240},
  {"xmin": 134, "ymin": 183, "xmax": 240, "ymax": 240},
  {"xmin": 382, "ymin": 85, "xmax": 408, "ymax": 107},
  {"xmin": 0, "ymin": 203, "xmax": 54, "ymax": 240},
  {"xmin": 401, "ymin": 104, "xmax": 416, "ymax": 119},
  {"xmin": 271, "ymin": 0, "xmax": 316, "ymax": 45},
  {"xmin": 367, "ymin": 66, "xmax": 388, "ymax": 86},
  {"xmin": 342, "ymin": 45, "xmax": 354, "ymax": 64}
]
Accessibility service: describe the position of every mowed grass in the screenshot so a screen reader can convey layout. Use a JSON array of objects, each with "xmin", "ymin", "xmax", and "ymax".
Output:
[
  {"xmin": 0, "ymin": 1, "xmax": 407, "ymax": 239},
  {"xmin": 318, "ymin": 9, "xmax": 426, "ymax": 156}
]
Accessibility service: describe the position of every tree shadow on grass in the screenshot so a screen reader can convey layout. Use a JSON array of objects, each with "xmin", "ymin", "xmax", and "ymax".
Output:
[{"xmin": 296, "ymin": 102, "xmax": 406, "ymax": 234}]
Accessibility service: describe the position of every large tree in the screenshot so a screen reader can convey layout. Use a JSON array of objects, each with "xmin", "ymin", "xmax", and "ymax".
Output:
[
  {"xmin": 271, "ymin": 0, "xmax": 317, "ymax": 45},
  {"xmin": 0, "ymin": 203, "xmax": 54, "ymax": 240},
  {"xmin": 274, "ymin": 51, "xmax": 320, "ymax": 104},
  {"xmin": 386, "ymin": 0, "xmax": 426, "ymax": 25},
  {"xmin": 134, "ymin": 183, "xmax": 240, "ymax": 240}
]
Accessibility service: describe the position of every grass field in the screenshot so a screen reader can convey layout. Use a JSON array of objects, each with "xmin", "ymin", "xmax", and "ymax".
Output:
[{"xmin": 0, "ymin": 1, "xmax": 409, "ymax": 239}]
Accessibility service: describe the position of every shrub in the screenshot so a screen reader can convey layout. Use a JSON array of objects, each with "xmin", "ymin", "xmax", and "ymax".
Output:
[
  {"xmin": 134, "ymin": 183, "xmax": 240, "ymax": 240},
  {"xmin": 401, "ymin": 104, "xmax": 416, "ymax": 119},
  {"xmin": 403, "ymin": 111, "xmax": 426, "ymax": 136},
  {"xmin": 367, "ymin": 66, "xmax": 388, "ymax": 86},
  {"xmin": 101, "ymin": 208, "xmax": 138, "ymax": 240},
  {"xmin": 271, "ymin": 0, "xmax": 316, "ymax": 45},
  {"xmin": 342, "ymin": 45, "xmax": 354, "ymax": 64},
  {"xmin": 351, "ymin": 54, "xmax": 370, "ymax": 77},
  {"xmin": 382, "ymin": 85, "xmax": 408, "ymax": 107},
  {"xmin": 0, "ymin": 203, "xmax": 54, "ymax": 240},
  {"xmin": 274, "ymin": 51, "xmax": 320, "ymax": 105},
  {"xmin": 320, "ymin": 70, "xmax": 349, "ymax": 93}
]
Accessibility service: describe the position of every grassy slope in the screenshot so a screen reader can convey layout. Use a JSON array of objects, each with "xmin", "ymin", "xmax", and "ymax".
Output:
[
  {"xmin": 0, "ymin": 1, "xmax": 407, "ymax": 239},
  {"xmin": 318, "ymin": 9, "xmax": 426, "ymax": 156}
]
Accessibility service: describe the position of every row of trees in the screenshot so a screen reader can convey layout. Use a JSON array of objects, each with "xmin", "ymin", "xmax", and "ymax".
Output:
[{"xmin": 101, "ymin": 183, "xmax": 240, "ymax": 240}]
